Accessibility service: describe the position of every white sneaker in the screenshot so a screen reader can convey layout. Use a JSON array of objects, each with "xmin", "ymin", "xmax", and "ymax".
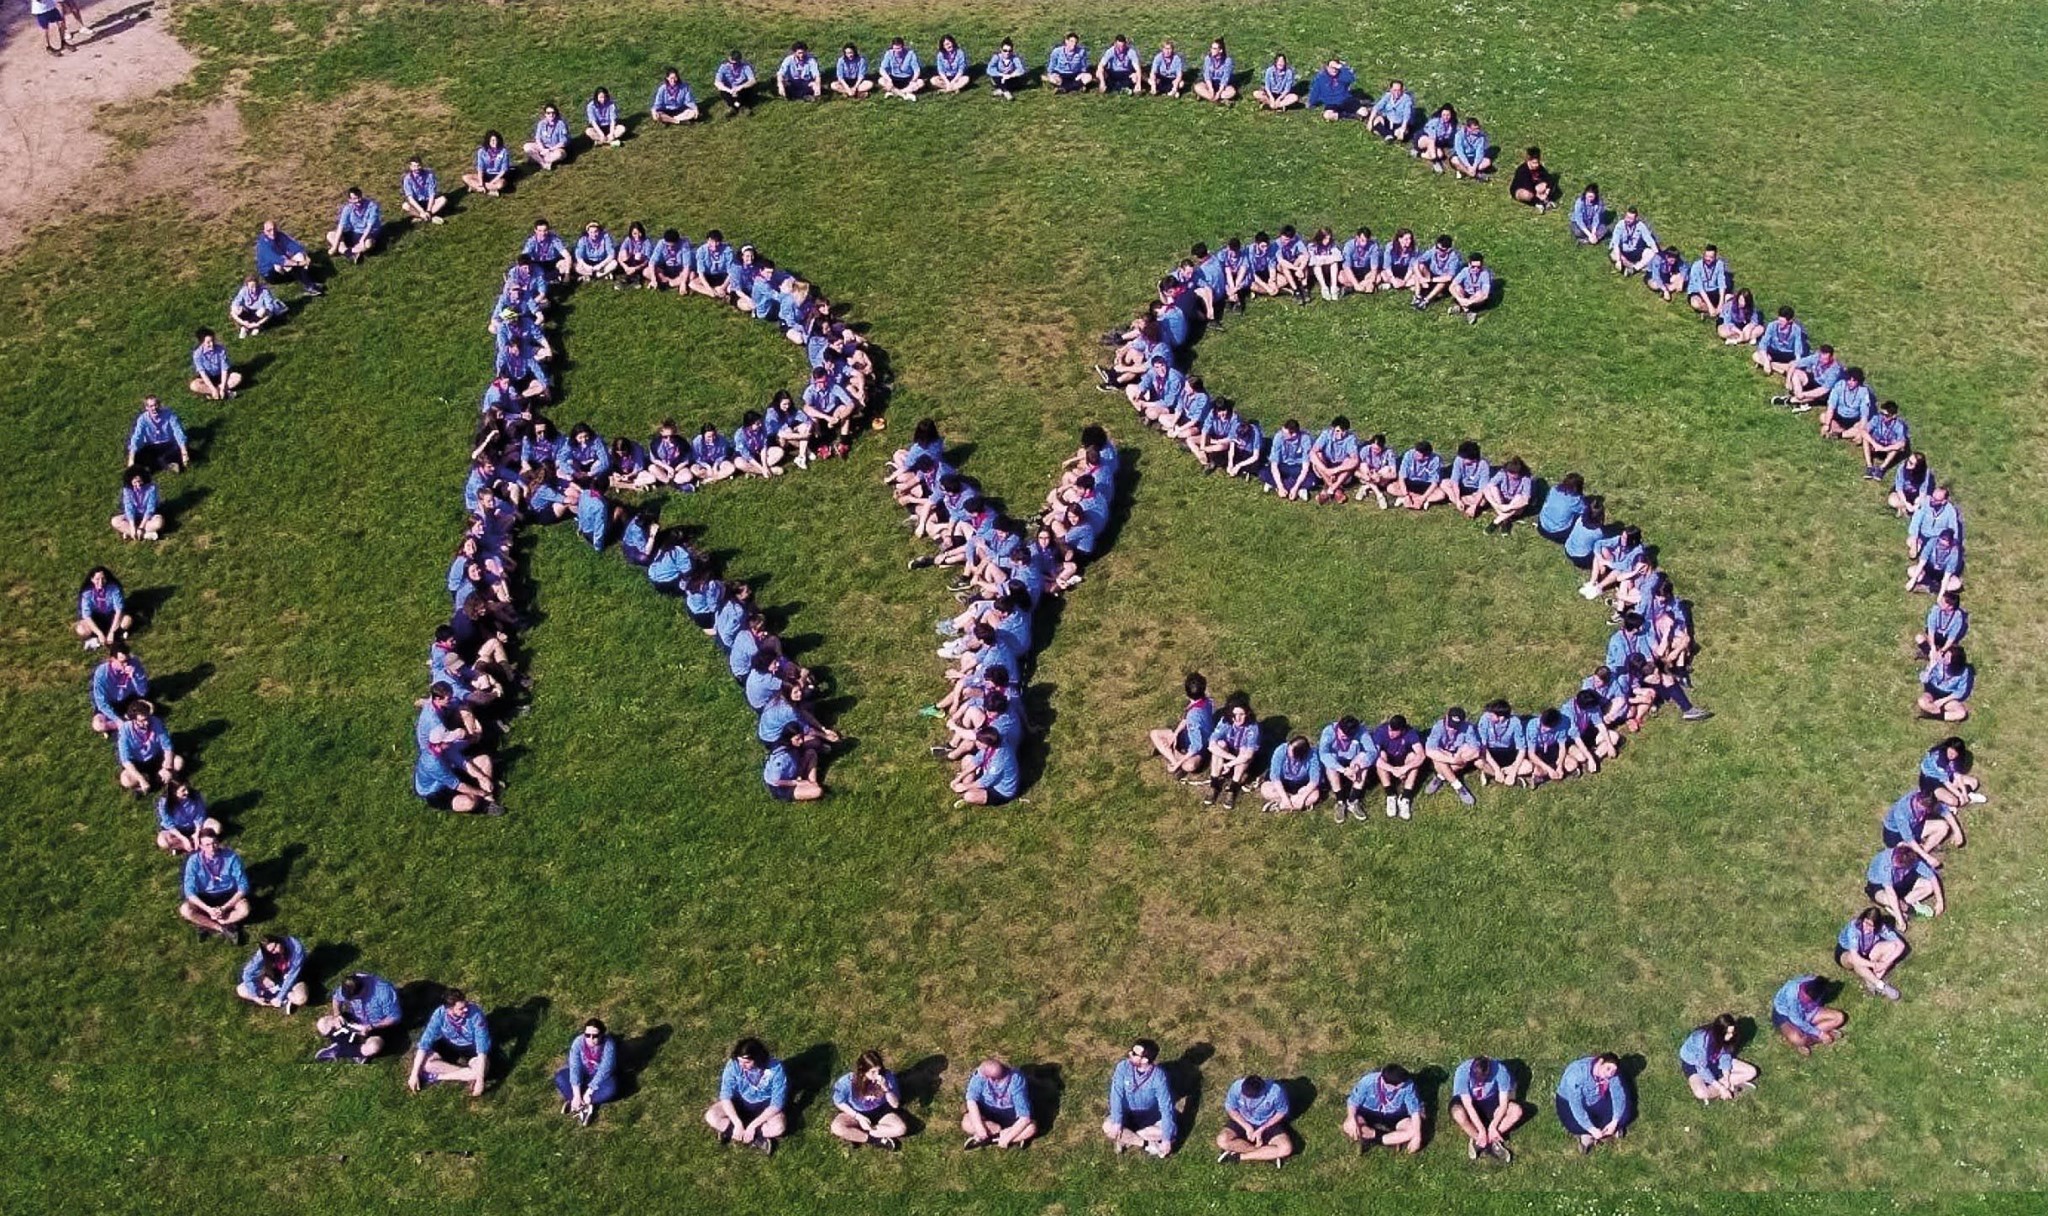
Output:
[
  {"xmin": 1966, "ymin": 791, "xmax": 1988, "ymax": 805},
  {"xmin": 83, "ymin": 637, "xmax": 102, "ymax": 651},
  {"xmin": 1385, "ymin": 796, "xmax": 1399, "ymax": 818},
  {"xmin": 1143, "ymin": 1140, "xmax": 1169, "ymax": 1159},
  {"xmin": 1578, "ymin": 582, "xmax": 1602, "ymax": 600},
  {"xmin": 1398, "ymin": 797, "xmax": 1413, "ymax": 820}
]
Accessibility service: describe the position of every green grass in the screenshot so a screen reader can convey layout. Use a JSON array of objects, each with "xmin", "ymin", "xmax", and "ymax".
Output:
[{"xmin": 4, "ymin": 0, "xmax": 2048, "ymax": 1209}]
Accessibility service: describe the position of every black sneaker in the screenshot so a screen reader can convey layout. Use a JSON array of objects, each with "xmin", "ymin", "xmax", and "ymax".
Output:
[
  {"xmin": 755, "ymin": 1136, "xmax": 775, "ymax": 1156},
  {"xmin": 876, "ymin": 1136, "xmax": 900, "ymax": 1152},
  {"xmin": 1221, "ymin": 785, "xmax": 1239, "ymax": 810},
  {"xmin": 964, "ymin": 1136, "xmax": 989, "ymax": 1151},
  {"xmin": 719, "ymin": 1124, "xmax": 734, "ymax": 1146},
  {"xmin": 1217, "ymin": 1150, "xmax": 1240, "ymax": 1164}
]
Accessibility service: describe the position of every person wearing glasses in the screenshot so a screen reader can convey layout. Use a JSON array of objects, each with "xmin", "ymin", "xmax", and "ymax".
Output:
[
  {"xmin": 830, "ymin": 1049, "xmax": 908, "ymax": 1149},
  {"xmin": 1103, "ymin": 1038, "xmax": 1177, "ymax": 1157},
  {"xmin": 555, "ymin": 1018, "xmax": 619, "ymax": 1126}
]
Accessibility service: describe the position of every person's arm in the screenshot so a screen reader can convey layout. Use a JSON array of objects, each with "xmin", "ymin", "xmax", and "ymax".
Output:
[
  {"xmin": 277, "ymin": 943, "xmax": 305, "ymax": 1002},
  {"xmin": 1562, "ymin": 1071, "xmax": 1594, "ymax": 1131},
  {"xmin": 409, "ymin": 1008, "xmax": 442, "ymax": 1089}
]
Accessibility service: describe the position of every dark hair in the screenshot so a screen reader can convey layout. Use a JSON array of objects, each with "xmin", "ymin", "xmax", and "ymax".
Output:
[
  {"xmin": 1379, "ymin": 1063, "xmax": 1411, "ymax": 1086},
  {"xmin": 1593, "ymin": 1052, "xmax": 1620, "ymax": 1068},
  {"xmin": 1130, "ymin": 1038, "xmax": 1160, "ymax": 1062},
  {"xmin": 339, "ymin": 974, "xmax": 365, "ymax": 999},
  {"xmin": 732, "ymin": 1037, "xmax": 768, "ymax": 1062},
  {"xmin": 1238, "ymin": 1074, "xmax": 1268, "ymax": 1099},
  {"xmin": 443, "ymin": 988, "xmax": 468, "ymax": 1007}
]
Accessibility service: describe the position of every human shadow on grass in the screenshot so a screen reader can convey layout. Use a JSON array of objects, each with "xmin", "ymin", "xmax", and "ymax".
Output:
[
  {"xmin": 1276, "ymin": 1076, "xmax": 1320, "ymax": 1151},
  {"xmin": 1163, "ymin": 1041, "xmax": 1215, "ymax": 1141},
  {"xmin": 174, "ymin": 718, "xmax": 231, "ymax": 778},
  {"xmin": 244, "ymin": 841, "xmax": 307, "ymax": 924},
  {"xmin": 180, "ymin": 423, "xmax": 218, "ymax": 464},
  {"xmin": 123, "ymin": 583, "xmax": 175, "ymax": 631},
  {"xmin": 207, "ymin": 788, "xmax": 261, "ymax": 831},
  {"xmin": 778, "ymin": 1042, "xmax": 837, "ymax": 1132},
  {"xmin": 611, "ymin": 1023, "xmax": 673, "ymax": 1102},
  {"xmin": 151, "ymin": 661, "xmax": 216, "ymax": 706},
  {"xmin": 159, "ymin": 486, "xmax": 212, "ymax": 530},
  {"xmin": 1412, "ymin": 1065, "xmax": 1451, "ymax": 1150},
  {"xmin": 490, "ymin": 995, "xmax": 552, "ymax": 1084},
  {"xmin": 895, "ymin": 1053, "xmax": 949, "ymax": 1126},
  {"xmin": 1020, "ymin": 1062, "xmax": 1065, "ymax": 1138},
  {"xmin": 303, "ymin": 941, "xmax": 361, "ymax": 1001}
]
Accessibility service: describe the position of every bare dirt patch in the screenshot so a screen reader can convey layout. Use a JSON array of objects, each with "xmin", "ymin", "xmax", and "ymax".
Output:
[{"xmin": 0, "ymin": 0, "xmax": 198, "ymax": 251}]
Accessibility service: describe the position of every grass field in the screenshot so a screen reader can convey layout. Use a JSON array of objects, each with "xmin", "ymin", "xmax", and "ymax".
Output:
[{"xmin": 3, "ymin": 1, "xmax": 2047, "ymax": 1210}]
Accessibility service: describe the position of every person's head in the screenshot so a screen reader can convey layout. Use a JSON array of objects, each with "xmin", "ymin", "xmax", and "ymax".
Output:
[
  {"xmin": 126, "ymin": 698, "xmax": 155, "ymax": 724},
  {"xmin": 260, "ymin": 934, "xmax": 290, "ymax": 959},
  {"xmin": 1703, "ymin": 1013, "xmax": 1738, "ymax": 1045},
  {"xmin": 974, "ymin": 725, "xmax": 1001, "ymax": 750},
  {"xmin": 1062, "ymin": 31, "xmax": 1080, "ymax": 50},
  {"xmin": 1702, "ymin": 243, "xmax": 1719, "ymax": 262},
  {"xmin": 1128, "ymin": 1038, "xmax": 1159, "ymax": 1073},
  {"xmin": 593, "ymin": 86, "xmax": 611, "ymax": 104},
  {"xmin": 1237, "ymin": 1074, "xmax": 1268, "ymax": 1100},
  {"xmin": 1938, "ymin": 588, "xmax": 1961, "ymax": 611},
  {"xmin": 941, "ymin": 34, "xmax": 958, "ymax": 53},
  {"xmin": 1457, "ymin": 439, "xmax": 1481, "ymax": 461},
  {"xmin": 1330, "ymin": 414, "xmax": 1351, "ymax": 435},
  {"xmin": 196, "ymin": 827, "xmax": 220, "ymax": 857},
  {"xmin": 1413, "ymin": 440, "xmax": 1433, "ymax": 457},
  {"xmin": 999, "ymin": 38, "xmax": 1014, "ymax": 55},
  {"xmin": 984, "ymin": 689, "xmax": 1011, "ymax": 718},
  {"xmin": 1113, "ymin": 34, "xmax": 1130, "ymax": 50},
  {"xmin": 727, "ymin": 49, "xmax": 743, "ymax": 65},
  {"xmin": 542, "ymin": 102, "xmax": 561, "ymax": 121},
  {"xmin": 705, "ymin": 228, "xmax": 724, "ymax": 246},
  {"xmin": 1591, "ymin": 1052, "xmax": 1620, "ymax": 1080},
  {"xmin": 261, "ymin": 219, "xmax": 280, "ymax": 237},
  {"xmin": 1524, "ymin": 146, "xmax": 1542, "ymax": 166},
  {"xmin": 732, "ymin": 1037, "xmax": 769, "ymax": 1067},
  {"xmin": 790, "ymin": 41, "xmax": 808, "ymax": 57},
  {"xmin": 1623, "ymin": 206, "xmax": 1639, "ymax": 223},
  {"xmin": 142, "ymin": 394, "xmax": 164, "ymax": 417},
  {"xmin": 429, "ymin": 681, "xmax": 454, "ymax": 707},
  {"xmin": 1931, "ymin": 483, "xmax": 1950, "ymax": 506},
  {"xmin": 1436, "ymin": 104, "xmax": 1454, "ymax": 121},
  {"xmin": 1284, "ymin": 733, "xmax": 1311, "ymax": 759},
  {"xmin": 1385, "ymin": 713, "xmax": 1410, "ymax": 734},
  {"xmin": 855, "ymin": 1047, "xmax": 887, "ymax": 1082},
  {"xmin": 1484, "ymin": 698, "xmax": 1511, "ymax": 719},
  {"xmin": 1379, "ymin": 1063, "xmax": 1411, "ymax": 1087},
  {"xmin": 339, "ymin": 974, "xmax": 367, "ymax": 1001},
  {"xmin": 841, "ymin": 43, "xmax": 859, "ymax": 60},
  {"xmin": 484, "ymin": 129, "xmax": 504, "ymax": 149},
  {"xmin": 1463, "ymin": 115, "xmax": 1481, "ymax": 130},
  {"xmin": 85, "ymin": 565, "xmax": 115, "ymax": 592},
  {"xmin": 1467, "ymin": 253, "xmax": 1486, "ymax": 270},
  {"xmin": 1209, "ymin": 38, "xmax": 1227, "ymax": 58},
  {"xmin": 582, "ymin": 1018, "xmax": 607, "ymax": 1043},
  {"xmin": 442, "ymin": 988, "xmax": 470, "ymax": 1017},
  {"xmin": 978, "ymin": 1056, "xmax": 1010, "ymax": 1082},
  {"xmin": 1857, "ymin": 905, "xmax": 1894, "ymax": 933},
  {"xmin": 1387, "ymin": 78, "xmax": 1404, "ymax": 95},
  {"xmin": 1582, "ymin": 183, "xmax": 1599, "ymax": 202},
  {"xmin": 1435, "ymin": 233, "xmax": 1455, "ymax": 252},
  {"xmin": 1158, "ymin": 39, "xmax": 1175, "ymax": 55},
  {"xmin": 1224, "ymin": 692, "xmax": 1251, "ymax": 723}
]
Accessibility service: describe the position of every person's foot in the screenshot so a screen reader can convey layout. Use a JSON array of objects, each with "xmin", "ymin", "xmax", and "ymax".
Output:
[
  {"xmin": 226, "ymin": 925, "xmax": 244, "ymax": 946},
  {"xmin": 964, "ymin": 1135, "xmax": 988, "ymax": 1151},
  {"xmin": 930, "ymin": 745, "xmax": 951, "ymax": 758},
  {"xmin": 83, "ymin": 636, "xmax": 102, "ymax": 651},
  {"xmin": 561, "ymin": 1100, "xmax": 574, "ymax": 1116},
  {"xmin": 1202, "ymin": 785, "xmax": 1220, "ymax": 807},
  {"xmin": 1261, "ymin": 800, "xmax": 1279, "ymax": 814},
  {"xmin": 195, "ymin": 927, "xmax": 210, "ymax": 944},
  {"xmin": 1332, "ymin": 799, "xmax": 1348, "ymax": 824},
  {"xmin": 1578, "ymin": 1136, "xmax": 1594, "ymax": 1154},
  {"xmin": 1398, "ymin": 797, "xmax": 1413, "ymax": 820},
  {"xmin": 875, "ymin": 1136, "xmax": 900, "ymax": 1151},
  {"xmin": 1492, "ymin": 1140, "xmax": 1513, "ymax": 1164},
  {"xmin": 1966, "ymin": 790, "xmax": 1989, "ymax": 805},
  {"xmin": 1143, "ymin": 1140, "xmax": 1169, "ymax": 1159},
  {"xmin": 1770, "ymin": 394, "xmax": 1790, "ymax": 406},
  {"xmin": 1468, "ymin": 1138, "xmax": 1479, "ymax": 1161},
  {"xmin": 908, "ymin": 555, "xmax": 935, "ymax": 570},
  {"xmin": 1682, "ymin": 707, "xmax": 1714, "ymax": 722},
  {"xmin": 1386, "ymin": 795, "xmax": 1399, "ymax": 818},
  {"xmin": 917, "ymin": 704, "xmax": 942, "ymax": 719},
  {"xmin": 754, "ymin": 1136, "xmax": 775, "ymax": 1156},
  {"xmin": 314, "ymin": 1043, "xmax": 345, "ymax": 1063},
  {"xmin": 1221, "ymin": 786, "xmax": 1238, "ymax": 810},
  {"xmin": 1217, "ymin": 1150, "xmax": 1240, "ymax": 1164},
  {"xmin": 1908, "ymin": 899, "xmax": 1935, "ymax": 918},
  {"xmin": 303, "ymin": 284, "xmax": 325, "ymax": 297},
  {"xmin": 483, "ymin": 801, "xmax": 507, "ymax": 816},
  {"xmin": 1456, "ymin": 783, "xmax": 1476, "ymax": 806}
]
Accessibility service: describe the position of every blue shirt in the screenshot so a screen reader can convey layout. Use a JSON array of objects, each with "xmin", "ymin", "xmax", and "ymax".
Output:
[
  {"xmin": 987, "ymin": 50, "xmax": 1026, "ymax": 77},
  {"xmin": 422, "ymin": 1003, "xmax": 493, "ymax": 1054},
  {"xmin": 1867, "ymin": 845, "xmax": 1935, "ymax": 889},
  {"xmin": 1264, "ymin": 63, "xmax": 1297, "ymax": 97},
  {"xmin": 1399, "ymin": 449, "xmax": 1441, "ymax": 483},
  {"xmin": 1556, "ymin": 1056, "xmax": 1630, "ymax": 1127},
  {"xmin": 1107, "ymin": 1059, "xmax": 1175, "ymax": 1141},
  {"xmin": 1269, "ymin": 429, "xmax": 1310, "ymax": 469},
  {"xmin": 935, "ymin": 47, "xmax": 968, "ymax": 78},
  {"xmin": 1305, "ymin": 65, "xmax": 1355, "ymax": 109},
  {"xmin": 1909, "ymin": 499, "xmax": 1963, "ymax": 547},
  {"xmin": 1537, "ymin": 486, "xmax": 1585, "ymax": 533},
  {"xmin": 763, "ymin": 746, "xmax": 802, "ymax": 789},
  {"xmin": 1150, "ymin": 50, "xmax": 1184, "ymax": 78},
  {"xmin": 1758, "ymin": 317, "xmax": 1809, "ymax": 358},
  {"xmin": 1923, "ymin": 658, "xmax": 1972, "ymax": 700},
  {"xmin": 1224, "ymin": 1077, "xmax": 1290, "ymax": 1126},
  {"xmin": 532, "ymin": 116, "xmax": 568, "ymax": 148},
  {"xmin": 586, "ymin": 97, "xmax": 618, "ymax": 129},
  {"xmin": 254, "ymin": 228, "xmax": 306, "ymax": 277},
  {"xmin": 333, "ymin": 973, "xmax": 401, "ymax": 1027},
  {"xmin": 117, "ymin": 714, "xmax": 172, "ymax": 767},
  {"xmin": 474, "ymin": 143, "xmax": 510, "ymax": 176},
  {"xmin": 240, "ymin": 936, "xmax": 305, "ymax": 994},
  {"xmin": 1453, "ymin": 265, "xmax": 1494, "ymax": 298},
  {"xmin": 720, "ymin": 1058, "xmax": 788, "ymax": 1108},
  {"xmin": 129, "ymin": 408, "xmax": 188, "ymax": 452},
  {"xmin": 1685, "ymin": 256, "xmax": 1729, "ymax": 294},
  {"xmin": 335, "ymin": 197, "xmax": 381, "ymax": 235},
  {"xmin": 182, "ymin": 847, "xmax": 248, "ymax": 899},
  {"xmin": 1047, "ymin": 43, "xmax": 1090, "ymax": 74},
  {"xmin": 1924, "ymin": 602, "xmax": 1968, "ymax": 648},
  {"xmin": 835, "ymin": 53, "xmax": 868, "ymax": 83},
  {"xmin": 1201, "ymin": 52, "xmax": 1234, "ymax": 86},
  {"xmin": 1347, "ymin": 1071, "xmax": 1421, "ymax": 1116},
  {"xmin": 1476, "ymin": 712, "xmax": 1525, "ymax": 751},
  {"xmin": 1267, "ymin": 746, "xmax": 1322, "ymax": 786},
  {"xmin": 1772, "ymin": 975, "xmax": 1825, "ymax": 1036},
  {"xmin": 157, "ymin": 788, "xmax": 207, "ymax": 833},
  {"xmin": 1609, "ymin": 216, "xmax": 1657, "ymax": 256},
  {"xmin": 568, "ymin": 1034, "xmax": 617, "ymax": 1091},
  {"xmin": 880, "ymin": 47, "xmax": 919, "ymax": 78},
  {"xmin": 1570, "ymin": 194, "xmax": 1606, "ymax": 235},
  {"xmin": 832, "ymin": 1069, "xmax": 899, "ymax": 1113},
  {"xmin": 1678, "ymin": 1028, "xmax": 1733, "ymax": 1080},
  {"xmin": 974, "ymin": 743, "xmax": 1020, "ymax": 797},
  {"xmin": 966, "ymin": 1068, "xmax": 1031, "ymax": 1117},
  {"xmin": 191, "ymin": 342, "xmax": 231, "ymax": 379},
  {"xmin": 1827, "ymin": 380, "xmax": 1874, "ymax": 425},
  {"xmin": 1452, "ymin": 125, "xmax": 1489, "ymax": 164},
  {"xmin": 1837, "ymin": 916, "xmax": 1904, "ymax": 958},
  {"xmin": 1370, "ymin": 88, "xmax": 1414, "ymax": 126},
  {"xmin": 654, "ymin": 79, "xmax": 696, "ymax": 111},
  {"xmin": 91, "ymin": 657, "xmax": 148, "ymax": 719},
  {"xmin": 1319, "ymin": 721, "xmax": 1378, "ymax": 770},
  {"xmin": 1453, "ymin": 1057, "xmax": 1512, "ymax": 1103},
  {"xmin": 715, "ymin": 61, "xmax": 755, "ymax": 90}
]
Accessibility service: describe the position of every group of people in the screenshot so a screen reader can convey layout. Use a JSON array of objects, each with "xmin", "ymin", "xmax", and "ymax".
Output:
[
  {"xmin": 421, "ymin": 213, "xmax": 882, "ymax": 811},
  {"xmin": 890, "ymin": 420, "xmax": 1121, "ymax": 807}
]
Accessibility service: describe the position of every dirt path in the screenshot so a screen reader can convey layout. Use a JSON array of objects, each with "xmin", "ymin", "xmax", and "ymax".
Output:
[{"xmin": 0, "ymin": 0, "xmax": 198, "ymax": 251}]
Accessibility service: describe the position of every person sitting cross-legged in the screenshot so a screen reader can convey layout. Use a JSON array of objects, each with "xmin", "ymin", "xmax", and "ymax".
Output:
[
  {"xmin": 1215, "ymin": 1073, "xmax": 1295, "ymax": 1166},
  {"xmin": 409, "ymin": 988, "xmax": 493, "ymax": 1097}
]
